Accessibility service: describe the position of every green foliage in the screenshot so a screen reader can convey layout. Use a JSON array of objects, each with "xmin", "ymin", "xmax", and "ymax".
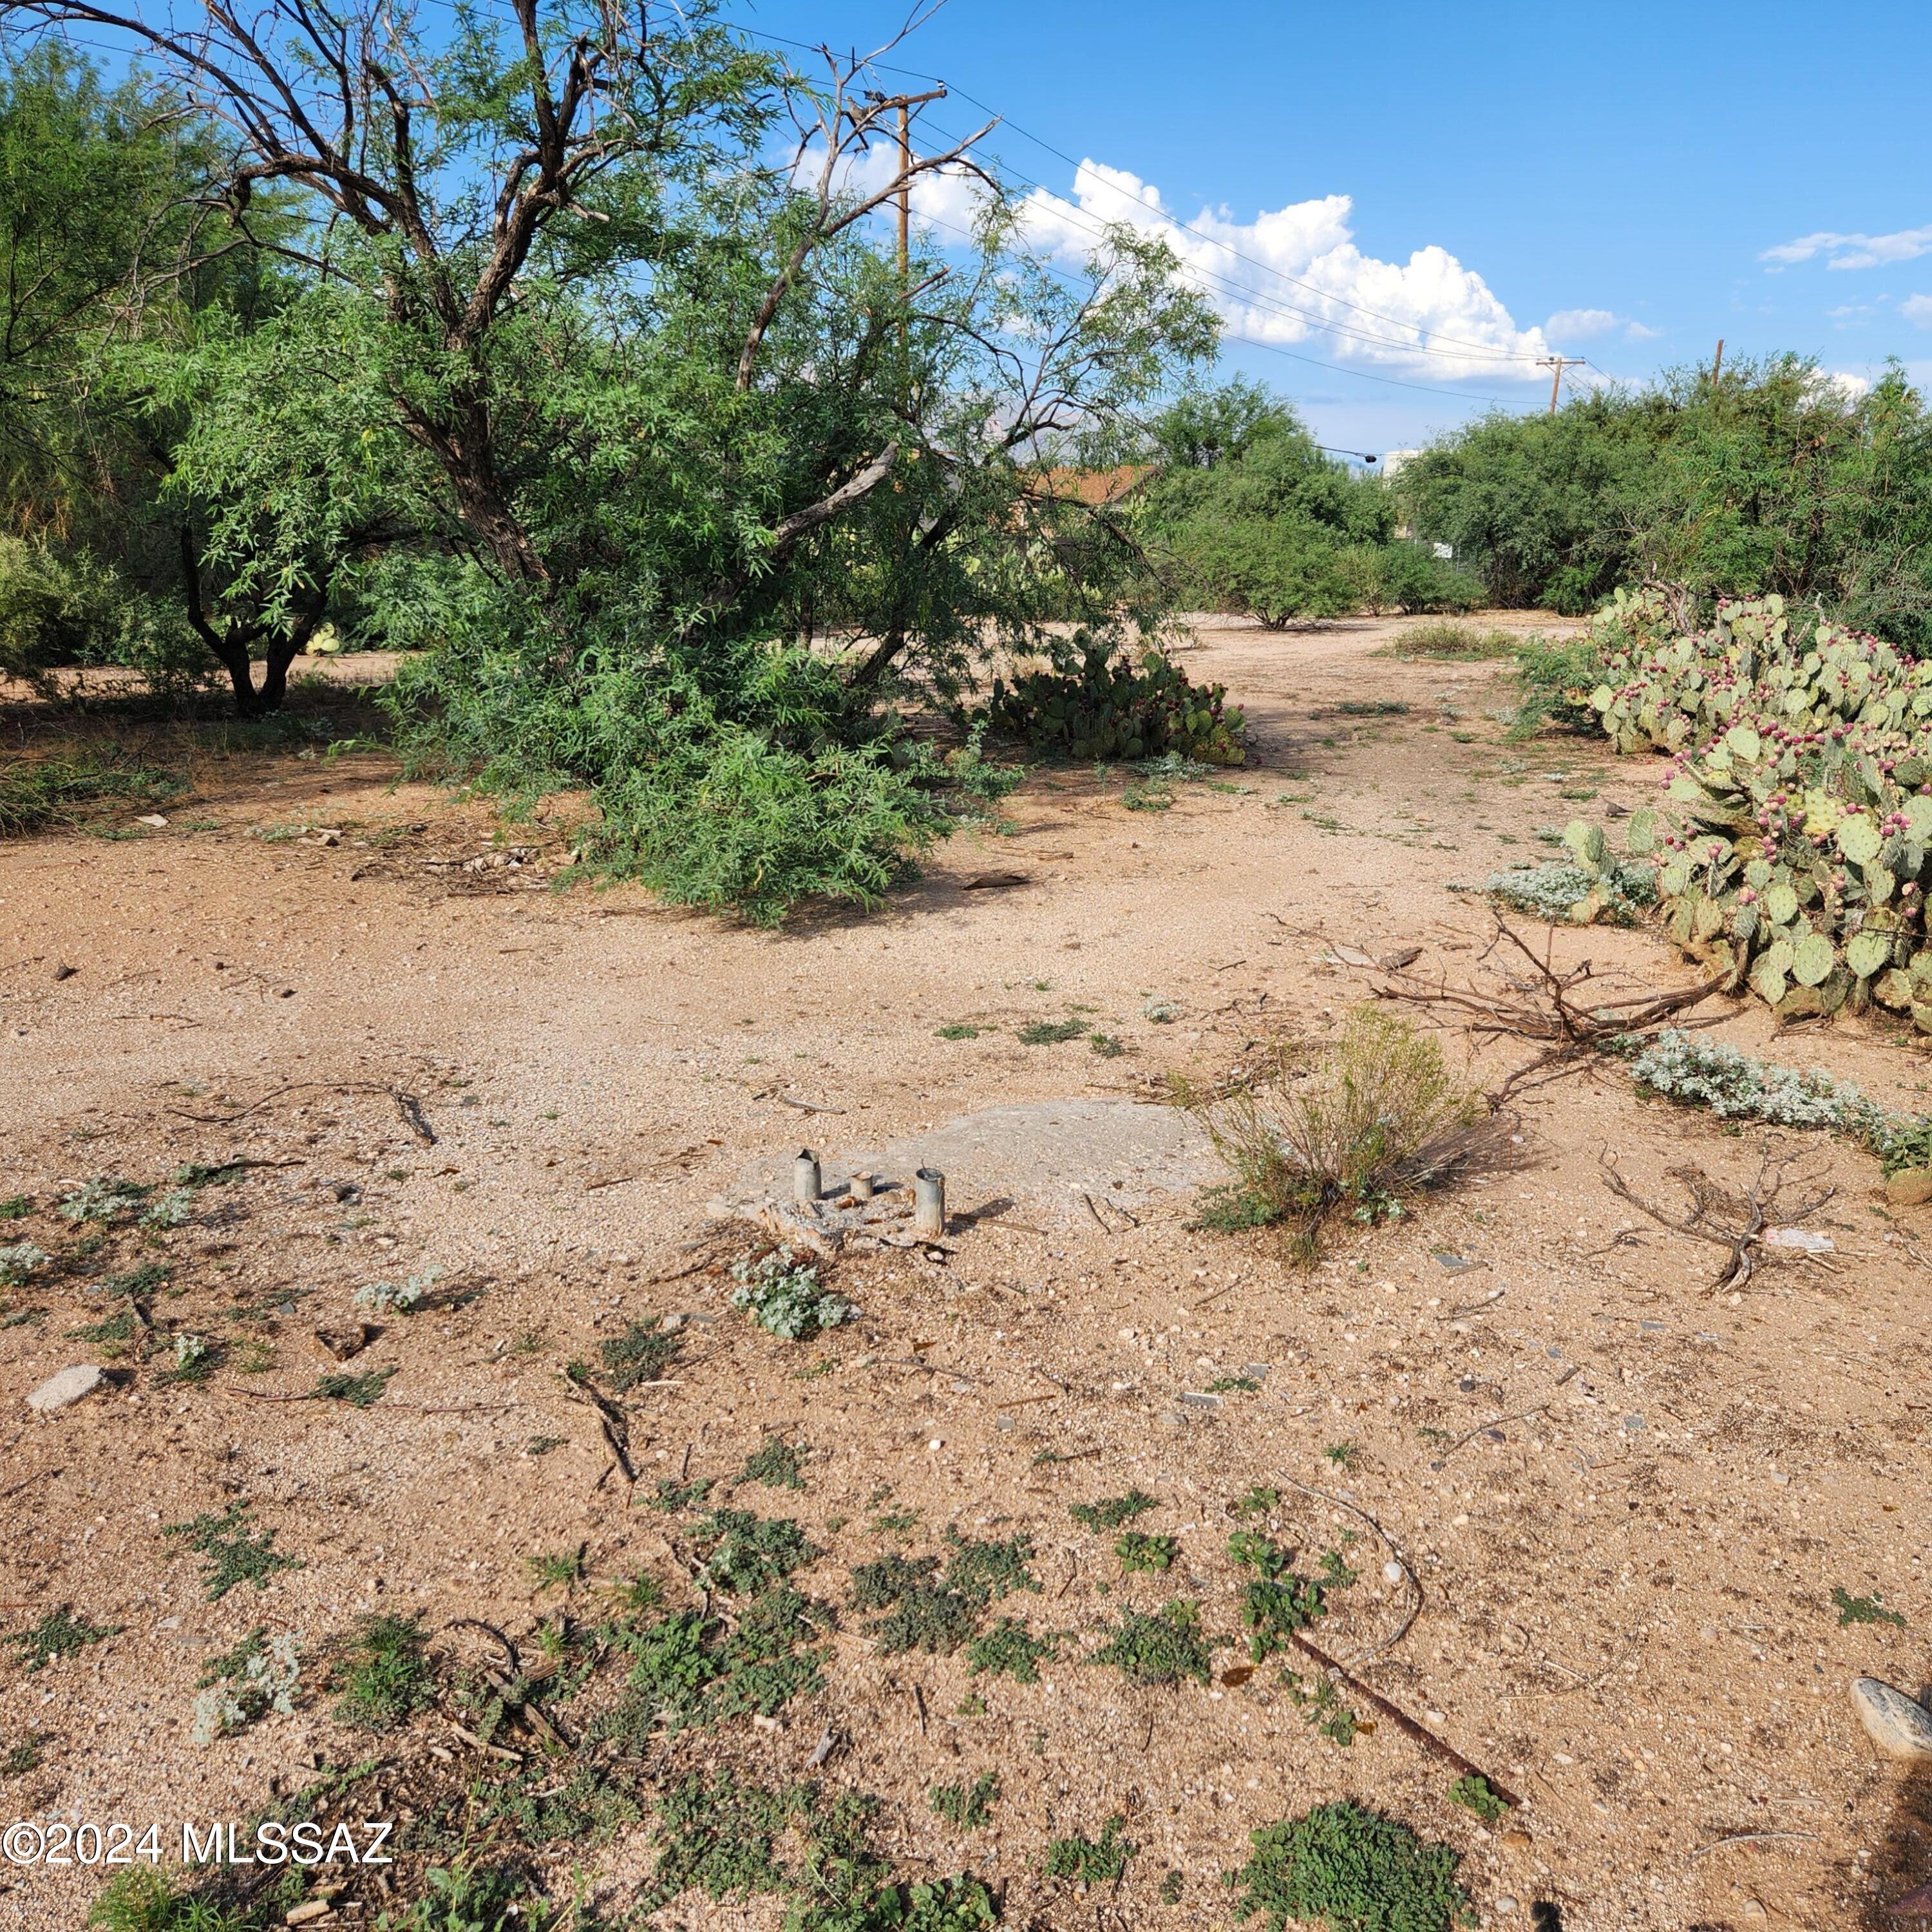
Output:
[
  {"xmin": 648, "ymin": 1476, "xmax": 714, "ymax": 1512},
  {"xmin": 1564, "ymin": 592, "xmax": 1932, "ymax": 1022},
  {"xmin": 1833, "ymin": 1586, "xmax": 1906, "ymax": 1629},
  {"xmin": 988, "ymin": 639, "xmax": 1245, "ymax": 766},
  {"xmin": 6, "ymin": 1604, "xmax": 118, "ymax": 1672},
  {"xmin": 1045, "ymin": 1816, "xmax": 1135, "ymax": 1884},
  {"xmin": 193, "ymin": 1628, "xmax": 300, "ymax": 1745},
  {"xmin": 1283, "ymin": 1668, "xmax": 1359, "ymax": 1747},
  {"xmin": 1226, "ymin": 1801, "xmax": 1472, "ymax": 1932},
  {"xmin": 383, "ymin": 1861, "xmax": 531, "ymax": 1932},
  {"xmin": 1016, "ymin": 1018, "xmax": 1089, "ymax": 1045},
  {"xmin": 1086, "ymin": 1599, "xmax": 1214, "ymax": 1686},
  {"xmin": 599, "ymin": 1321, "xmax": 680, "ymax": 1391},
  {"xmin": 312, "ymin": 1367, "xmax": 396, "ymax": 1406},
  {"xmin": 929, "ymin": 1772, "xmax": 999, "ymax": 1831},
  {"xmin": 739, "ymin": 1436, "xmax": 807, "ymax": 1490},
  {"xmin": 1397, "ymin": 621, "xmax": 1520, "ymax": 660},
  {"xmin": 163, "ymin": 1503, "xmax": 303, "ymax": 1601},
  {"xmin": 1405, "ymin": 358, "xmax": 1932, "ymax": 649},
  {"xmin": 1114, "ymin": 1531, "xmax": 1176, "ymax": 1573},
  {"xmin": 332, "ymin": 1613, "xmax": 435, "ymax": 1730},
  {"xmin": 601, "ymin": 1583, "xmax": 828, "ymax": 1738},
  {"xmin": 1068, "ymin": 1490, "xmax": 1157, "ymax": 1531},
  {"xmin": 527, "ymin": 1551, "xmax": 583, "ymax": 1589},
  {"xmin": 963, "ymin": 1617, "xmax": 1056, "ymax": 1683},
  {"xmin": 1446, "ymin": 1776, "xmax": 1510, "ymax": 1824},
  {"xmin": 1143, "ymin": 393, "xmax": 1475, "ymax": 623},
  {"xmin": 1176, "ymin": 1008, "xmax": 1490, "ymax": 1260},
  {"xmin": 849, "ymin": 1530, "xmax": 1036, "ymax": 1656},
  {"xmin": 730, "ymin": 1247, "xmax": 856, "ymax": 1340},
  {"xmin": 88, "ymin": 1868, "xmax": 252, "ymax": 1932},
  {"xmin": 1227, "ymin": 1533, "xmax": 1331, "ymax": 1662},
  {"xmin": 693, "ymin": 1509, "xmax": 819, "ymax": 1595}
]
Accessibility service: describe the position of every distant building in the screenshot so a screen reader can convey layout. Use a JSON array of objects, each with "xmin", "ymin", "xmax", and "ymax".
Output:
[
  {"xmin": 1023, "ymin": 464, "xmax": 1159, "ymax": 507},
  {"xmin": 1378, "ymin": 448, "xmax": 1423, "ymax": 482}
]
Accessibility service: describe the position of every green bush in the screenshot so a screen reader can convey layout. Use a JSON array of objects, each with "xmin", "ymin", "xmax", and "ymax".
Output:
[
  {"xmin": 0, "ymin": 537, "xmax": 207, "ymax": 699},
  {"xmin": 987, "ymin": 638, "xmax": 1245, "ymax": 764}
]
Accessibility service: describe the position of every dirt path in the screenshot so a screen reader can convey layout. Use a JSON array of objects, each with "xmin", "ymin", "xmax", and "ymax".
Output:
[{"xmin": 1, "ymin": 614, "xmax": 1927, "ymax": 1931}]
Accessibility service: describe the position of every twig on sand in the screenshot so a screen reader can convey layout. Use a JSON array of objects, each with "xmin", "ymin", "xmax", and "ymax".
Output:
[
  {"xmin": 1689, "ymin": 1832, "xmax": 1819, "ymax": 1861},
  {"xmin": 1290, "ymin": 1629, "xmax": 1519, "ymax": 1807}
]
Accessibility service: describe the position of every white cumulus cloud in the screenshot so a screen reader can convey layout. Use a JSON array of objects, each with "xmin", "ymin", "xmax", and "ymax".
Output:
[
  {"xmin": 1762, "ymin": 224, "xmax": 1932, "ymax": 271},
  {"xmin": 1010, "ymin": 162, "xmax": 1550, "ymax": 383},
  {"xmin": 1545, "ymin": 307, "xmax": 1616, "ymax": 339},
  {"xmin": 1902, "ymin": 294, "xmax": 1932, "ymax": 328}
]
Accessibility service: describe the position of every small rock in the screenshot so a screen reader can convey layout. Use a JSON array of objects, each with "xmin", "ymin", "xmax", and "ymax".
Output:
[
  {"xmin": 1434, "ymin": 1251, "xmax": 1483, "ymax": 1273},
  {"xmin": 1852, "ymin": 1677, "xmax": 1932, "ymax": 1760},
  {"xmin": 1179, "ymin": 1390, "xmax": 1222, "ymax": 1410},
  {"xmin": 995, "ymin": 1415, "xmax": 1016, "ymax": 1432},
  {"xmin": 1496, "ymin": 1898, "xmax": 1518, "ymax": 1915},
  {"xmin": 52, "ymin": 961, "xmax": 77, "ymax": 982},
  {"xmin": 1499, "ymin": 1828, "xmax": 1531, "ymax": 1852},
  {"xmin": 1378, "ymin": 945, "xmax": 1423, "ymax": 971},
  {"xmin": 1381, "ymin": 1560, "xmax": 1405, "ymax": 1586},
  {"xmin": 28, "ymin": 1365, "xmax": 104, "ymax": 1414},
  {"xmin": 285, "ymin": 1902, "xmax": 334, "ymax": 1926},
  {"xmin": 314, "ymin": 1324, "xmax": 379, "ymax": 1362},
  {"xmin": 136, "ymin": 813, "xmax": 169, "ymax": 828},
  {"xmin": 1886, "ymin": 1166, "xmax": 1932, "ymax": 1207}
]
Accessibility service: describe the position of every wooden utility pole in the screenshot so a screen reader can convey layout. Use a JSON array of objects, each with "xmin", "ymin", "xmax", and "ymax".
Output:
[
  {"xmin": 1711, "ymin": 338, "xmax": 1725, "ymax": 383},
  {"xmin": 896, "ymin": 101, "xmax": 911, "ymax": 287},
  {"xmin": 1537, "ymin": 355, "xmax": 1586, "ymax": 414}
]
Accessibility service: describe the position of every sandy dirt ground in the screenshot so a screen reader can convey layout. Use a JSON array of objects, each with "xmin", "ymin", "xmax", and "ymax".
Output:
[{"xmin": 1, "ymin": 614, "xmax": 1927, "ymax": 1932}]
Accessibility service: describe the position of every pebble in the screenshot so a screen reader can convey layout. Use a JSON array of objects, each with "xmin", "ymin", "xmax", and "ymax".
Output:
[
  {"xmin": 1885, "ymin": 1166, "xmax": 1932, "ymax": 1206},
  {"xmin": 1496, "ymin": 1897, "xmax": 1518, "ymax": 1915},
  {"xmin": 27, "ymin": 1365, "xmax": 104, "ymax": 1414},
  {"xmin": 1851, "ymin": 1677, "xmax": 1932, "ymax": 1760},
  {"xmin": 1381, "ymin": 1560, "xmax": 1405, "ymax": 1586},
  {"xmin": 1178, "ymin": 1391, "xmax": 1222, "ymax": 1410}
]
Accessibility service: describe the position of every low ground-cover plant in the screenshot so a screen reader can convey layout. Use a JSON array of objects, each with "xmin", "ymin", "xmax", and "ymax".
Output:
[
  {"xmin": 1176, "ymin": 1008, "xmax": 1501, "ymax": 1259},
  {"xmin": 1621, "ymin": 1028, "xmax": 1932, "ymax": 1175},
  {"xmin": 331, "ymin": 1613, "xmax": 435, "ymax": 1730},
  {"xmin": 6, "ymin": 1605, "xmax": 119, "ymax": 1672},
  {"xmin": 849, "ymin": 1530, "xmax": 1038, "ymax": 1656},
  {"xmin": 193, "ymin": 1629, "xmax": 301, "ymax": 1745},
  {"xmin": 1045, "ymin": 1815, "xmax": 1135, "ymax": 1884},
  {"xmin": 164, "ymin": 1502, "xmax": 303, "ymax": 1601},
  {"xmin": 0, "ymin": 750, "xmax": 185, "ymax": 840},
  {"xmin": 1227, "ymin": 1801, "xmax": 1472, "ymax": 1932},
  {"xmin": 729, "ymin": 1249, "xmax": 855, "ymax": 1340},
  {"xmin": 1086, "ymin": 1598, "xmax": 1214, "ymax": 1685}
]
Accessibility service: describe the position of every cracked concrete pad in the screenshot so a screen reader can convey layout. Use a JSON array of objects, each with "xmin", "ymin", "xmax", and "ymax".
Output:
[{"xmin": 726, "ymin": 1097, "xmax": 1215, "ymax": 1228}]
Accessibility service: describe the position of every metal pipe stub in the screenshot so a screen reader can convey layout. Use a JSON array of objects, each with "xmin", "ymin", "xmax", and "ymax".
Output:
[
  {"xmin": 793, "ymin": 1149, "xmax": 822, "ymax": 1204},
  {"xmin": 913, "ymin": 1167, "xmax": 945, "ymax": 1238},
  {"xmin": 850, "ymin": 1172, "xmax": 875, "ymax": 1203}
]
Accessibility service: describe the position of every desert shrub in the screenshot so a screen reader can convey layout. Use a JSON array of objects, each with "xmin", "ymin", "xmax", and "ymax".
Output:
[
  {"xmin": 0, "ymin": 750, "xmax": 182, "ymax": 835},
  {"xmin": 1175, "ymin": 1008, "xmax": 1495, "ymax": 1259},
  {"xmin": 987, "ymin": 638, "xmax": 1245, "ymax": 765},
  {"xmin": 1511, "ymin": 630, "xmax": 1610, "ymax": 735},
  {"xmin": 0, "ymin": 538, "xmax": 213, "ymax": 704},
  {"xmin": 1226, "ymin": 1800, "xmax": 1471, "ymax": 1932}
]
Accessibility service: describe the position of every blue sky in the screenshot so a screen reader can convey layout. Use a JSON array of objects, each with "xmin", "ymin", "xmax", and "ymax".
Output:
[{"xmin": 739, "ymin": 0, "xmax": 1932, "ymax": 454}]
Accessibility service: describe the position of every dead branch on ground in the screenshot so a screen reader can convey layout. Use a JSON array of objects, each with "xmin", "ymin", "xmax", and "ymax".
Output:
[
  {"xmin": 1374, "ymin": 910, "xmax": 1725, "ymax": 1104},
  {"xmin": 1597, "ymin": 1146, "xmax": 1836, "ymax": 1294}
]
